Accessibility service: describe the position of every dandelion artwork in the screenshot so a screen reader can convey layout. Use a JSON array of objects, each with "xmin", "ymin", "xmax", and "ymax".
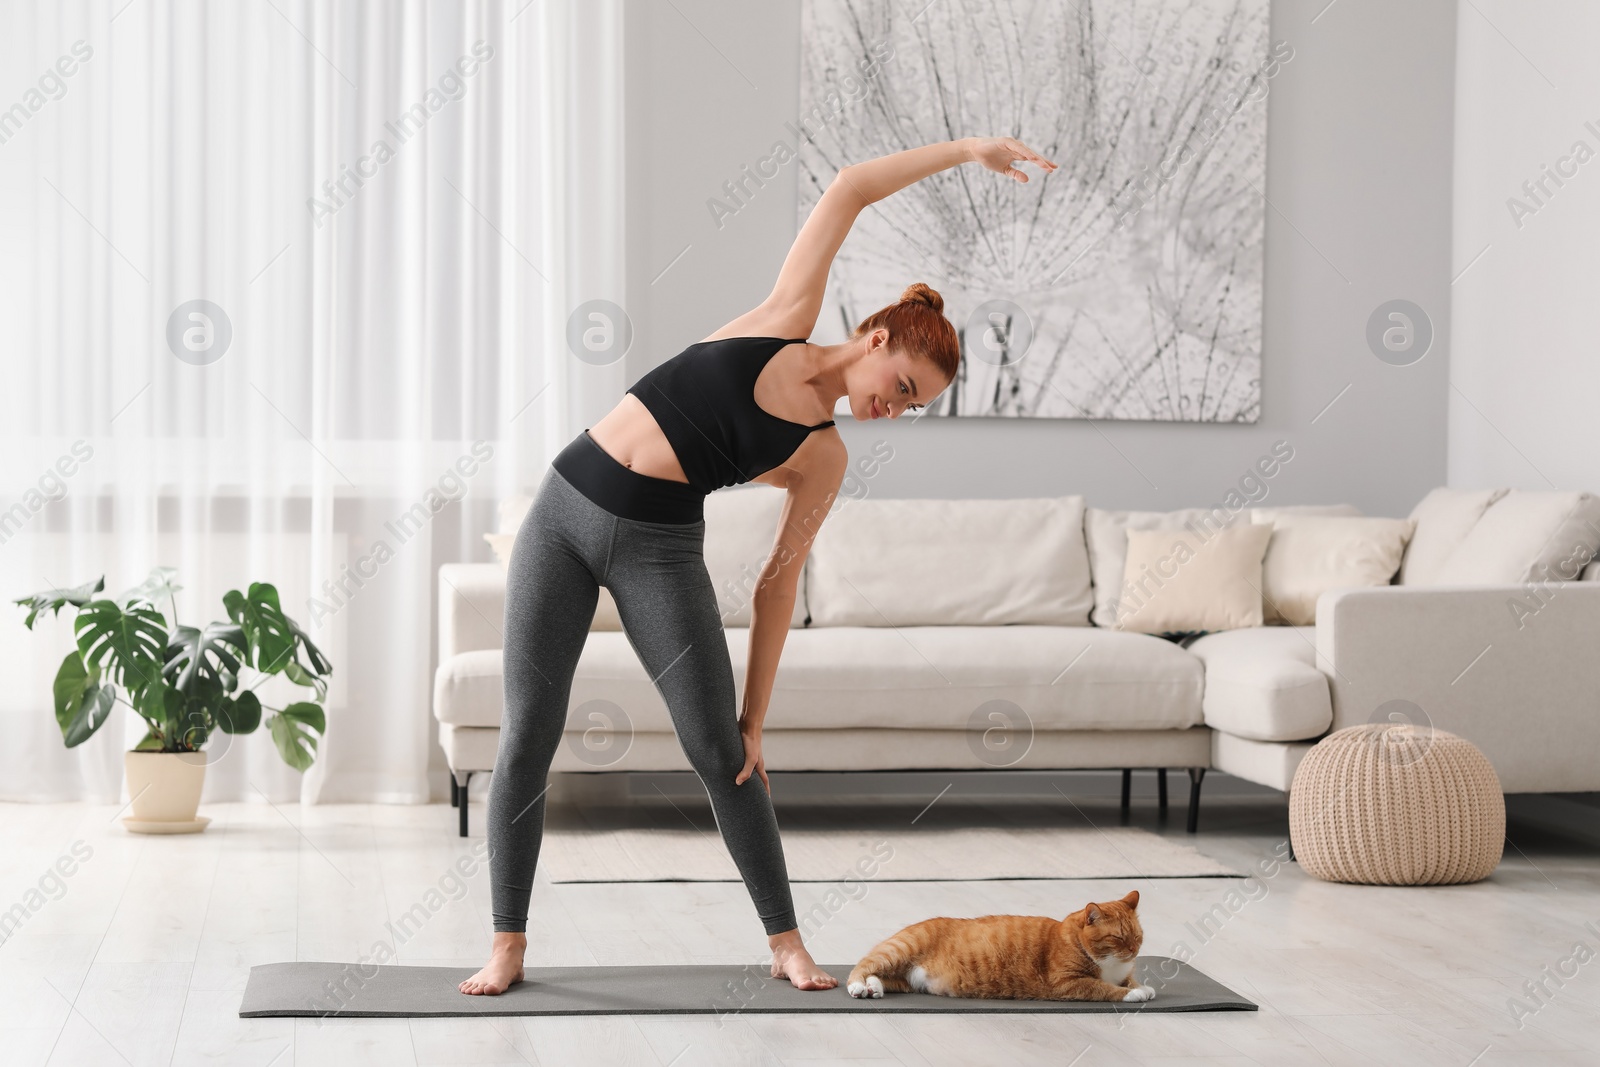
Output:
[{"xmin": 798, "ymin": 0, "xmax": 1280, "ymax": 422}]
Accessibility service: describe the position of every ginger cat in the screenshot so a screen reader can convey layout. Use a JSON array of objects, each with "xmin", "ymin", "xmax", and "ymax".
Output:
[{"xmin": 846, "ymin": 890, "xmax": 1154, "ymax": 1003}]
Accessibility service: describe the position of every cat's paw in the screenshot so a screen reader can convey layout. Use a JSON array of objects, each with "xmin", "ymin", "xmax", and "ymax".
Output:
[
  {"xmin": 1122, "ymin": 984, "xmax": 1156, "ymax": 1003},
  {"xmin": 847, "ymin": 975, "xmax": 885, "ymax": 999}
]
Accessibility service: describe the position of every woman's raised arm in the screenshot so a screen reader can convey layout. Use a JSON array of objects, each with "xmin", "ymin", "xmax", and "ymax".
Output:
[
  {"xmin": 758, "ymin": 137, "xmax": 1056, "ymax": 332},
  {"xmin": 762, "ymin": 140, "xmax": 971, "ymax": 322},
  {"xmin": 838, "ymin": 136, "xmax": 1057, "ymax": 206}
]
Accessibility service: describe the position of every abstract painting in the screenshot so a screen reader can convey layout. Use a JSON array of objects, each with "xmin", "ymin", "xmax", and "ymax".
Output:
[{"xmin": 797, "ymin": 0, "xmax": 1278, "ymax": 422}]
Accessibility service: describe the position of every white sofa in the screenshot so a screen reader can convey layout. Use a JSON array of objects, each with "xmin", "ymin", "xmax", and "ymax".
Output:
[{"xmin": 434, "ymin": 484, "xmax": 1600, "ymax": 836}]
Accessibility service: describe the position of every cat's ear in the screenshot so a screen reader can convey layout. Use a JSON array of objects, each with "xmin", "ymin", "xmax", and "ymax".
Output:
[
  {"xmin": 1085, "ymin": 904, "xmax": 1101, "ymax": 924},
  {"xmin": 1122, "ymin": 889, "xmax": 1140, "ymax": 909}
]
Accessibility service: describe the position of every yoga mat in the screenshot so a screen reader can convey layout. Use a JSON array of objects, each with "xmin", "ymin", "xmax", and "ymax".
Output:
[{"xmin": 240, "ymin": 956, "xmax": 1256, "ymax": 1017}]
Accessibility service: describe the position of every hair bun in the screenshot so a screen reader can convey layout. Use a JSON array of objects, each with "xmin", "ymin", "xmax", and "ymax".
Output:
[{"xmin": 900, "ymin": 282, "xmax": 944, "ymax": 314}]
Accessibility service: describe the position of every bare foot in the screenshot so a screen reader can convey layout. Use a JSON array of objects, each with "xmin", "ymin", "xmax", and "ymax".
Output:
[
  {"xmin": 768, "ymin": 931, "xmax": 839, "ymax": 991},
  {"xmin": 459, "ymin": 931, "xmax": 526, "ymax": 995}
]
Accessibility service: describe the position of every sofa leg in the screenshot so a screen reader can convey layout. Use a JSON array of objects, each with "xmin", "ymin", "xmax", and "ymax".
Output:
[
  {"xmin": 1186, "ymin": 767, "xmax": 1206, "ymax": 833},
  {"xmin": 1120, "ymin": 769, "xmax": 1132, "ymax": 817},
  {"xmin": 1158, "ymin": 768, "xmax": 1168, "ymax": 812},
  {"xmin": 456, "ymin": 771, "xmax": 473, "ymax": 837},
  {"xmin": 450, "ymin": 775, "xmax": 459, "ymax": 808},
  {"xmin": 1284, "ymin": 790, "xmax": 1294, "ymax": 860}
]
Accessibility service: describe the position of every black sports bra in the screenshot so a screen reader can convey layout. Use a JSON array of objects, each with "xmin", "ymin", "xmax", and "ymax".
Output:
[{"xmin": 625, "ymin": 335, "xmax": 836, "ymax": 493}]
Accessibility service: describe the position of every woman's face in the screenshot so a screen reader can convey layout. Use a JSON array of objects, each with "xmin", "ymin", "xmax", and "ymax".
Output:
[{"xmin": 850, "ymin": 330, "xmax": 941, "ymax": 421}]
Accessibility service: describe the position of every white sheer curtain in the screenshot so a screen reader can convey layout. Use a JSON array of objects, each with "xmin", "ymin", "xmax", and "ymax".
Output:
[{"xmin": 0, "ymin": 0, "xmax": 626, "ymax": 804}]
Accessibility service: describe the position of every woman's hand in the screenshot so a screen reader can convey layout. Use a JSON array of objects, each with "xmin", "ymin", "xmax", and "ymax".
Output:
[
  {"xmin": 968, "ymin": 137, "xmax": 1058, "ymax": 183},
  {"xmin": 735, "ymin": 721, "xmax": 770, "ymax": 795}
]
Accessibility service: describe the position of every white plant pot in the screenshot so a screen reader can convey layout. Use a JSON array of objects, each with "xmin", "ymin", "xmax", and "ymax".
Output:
[{"xmin": 122, "ymin": 751, "xmax": 211, "ymax": 834}]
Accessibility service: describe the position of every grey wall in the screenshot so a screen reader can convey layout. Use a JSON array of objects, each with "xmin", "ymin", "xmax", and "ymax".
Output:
[
  {"xmin": 1448, "ymin": 0, "xmax": 1600, "ymax": 494},
  {"xmin": 625, "ymin": 1, "xmax": 1457, "ymax": 517}
]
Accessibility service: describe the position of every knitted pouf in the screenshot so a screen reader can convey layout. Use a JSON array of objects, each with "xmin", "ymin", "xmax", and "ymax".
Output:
[{"xmin": 1289, "ymin": 723, "xmax": 1504, "ymax": 885}]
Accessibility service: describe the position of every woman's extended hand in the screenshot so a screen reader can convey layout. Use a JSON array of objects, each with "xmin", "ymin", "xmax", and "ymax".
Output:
[
  {"xmin": 968, "ymin": 137, "xmax": 1058, "ymax": 183},
  {"xmin": 735, "ymin": 721, "xmax": 770, "ymax": 795}
]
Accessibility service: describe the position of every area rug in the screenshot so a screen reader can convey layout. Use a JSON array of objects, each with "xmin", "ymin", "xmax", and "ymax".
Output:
[
  {"xmin": 239, "ymin": 956, "xmax": 1256, "ymax": 1017},
  {"xmin": 537, "ymin": 825, "xmax": 1240, "ymax": 882}
]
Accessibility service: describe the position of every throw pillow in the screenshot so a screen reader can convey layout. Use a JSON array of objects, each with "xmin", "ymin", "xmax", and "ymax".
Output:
[
  {"xmin": 497, "ymin": 494, "xmax": 534, "ymax": 535},
  {"xmin": 1114, "ymin": 523, "xmax": 1273, "ymax": 634},
  {"xmin": 1086, "ymin": 503, "xmax": 1361, "ymax": 628},
  {"xmin": 1249, "ymin": 513, "xmax": 1417, "ymax": 625},
  {"xmin": 1398, "ymin": 487, "xmax": 1508, "ymax": 585},
  {"xmin": 483, "ymin": 532, "xmax": 515, "ymax": 566},
  {"xmin": 1432, "ymin": 489, "xmax": 1600, "ymax": 585}
]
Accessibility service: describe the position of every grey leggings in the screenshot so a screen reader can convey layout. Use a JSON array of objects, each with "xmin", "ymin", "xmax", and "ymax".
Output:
[{"xmin": 487, "ymin": 461, "xmax": 799, "ymax": 937}]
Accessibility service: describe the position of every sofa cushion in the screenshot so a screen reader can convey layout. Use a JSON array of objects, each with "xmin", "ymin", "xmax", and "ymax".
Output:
[
  {"xmin": 434, "ymin": 649, "xmax": 509, "ymax": 727},
  {"xmin": 432, "ymin": 625, "xmax": 1204, "ymax": 733},
  {"xmin": 1114, "ymin": 524, "xmax": 1273, "ymax": 633},
  {"xmin": 704, "ymin": 487, "xmax": 808, "ymax": 628},
  {"xmin": 1187, "ymin": 626, "xmax": 1332, "ymax": 742},
  {"xmin": 1398, "ymin": 487, "xmax": 1507, "ymax": 585},
  {"xmin": 1249, "ymin": 514, "xmax": 1417, "ymax": 625},
  {"xmin": 1085, "ymin": 504, "xmax": 1361, "ymax": 627},
  {"xmin": 1248, "ymin": 504, "xmax": 1366, "ymax": 526},
  {"xmin": 751, "ymin": 626, "xmax": 1201, "ymax": 730},
  {"xmin": 805, "ymin": 496, "xmax": 1093, "ymax": 626},
  {"xmin": 1432, "ymin": 489, "xmax": 1600, "ymax": 584},
  {"xmin": 438, "ymin": 563, "xmax": 509, "ymax": 659}
]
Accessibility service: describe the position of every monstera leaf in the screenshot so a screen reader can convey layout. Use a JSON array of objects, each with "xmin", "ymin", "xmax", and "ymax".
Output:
[
  {"xmin": 14, "ymin": 576, "xmax": 106, "ymax": 630},
  {"xmin": 283, "ymin": 660, "xmax": 327, "ymax": 701},
  {"xmin": 51, "ymin": 650, "xmax": 116, "ymax": 747},
  {"xmin": 164, "ymin": 621, "xmax": 247, "ymax": 701},
  {"xmin": 286, "ymin": 612, "xmax": 329, "ymax": 673},
  {"xmin": 117, "ymin": 566, "xmax": 182, "ymax": 612},
  {"xmin": 270, "ymin": 701, "xmax": 326, "ymax": 771},
  {"xmin": 74, "ymin": 597, "xmax": 168, "ymax": 703},
  {"xmin": 158, "ymin": 681, "xmax": 213, "ymax": 749},
  {"xmin": 217, "ymin": 689, "xmax": 262, "ymax": 734},
  {"xmin": 224, "ymin": 583, "xmax": 331, "ymax": 678}
]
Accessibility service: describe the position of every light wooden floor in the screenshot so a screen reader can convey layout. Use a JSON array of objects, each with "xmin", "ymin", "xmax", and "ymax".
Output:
[{"xmin": 2, "ymin": 772, "xmax": 1597, "ymax": 1066}]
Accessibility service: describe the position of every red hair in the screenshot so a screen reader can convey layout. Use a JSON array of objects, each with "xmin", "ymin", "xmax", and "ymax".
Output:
[{"xmin": 850, "ymin": 282, "xmax": 960, "ymax": 385}]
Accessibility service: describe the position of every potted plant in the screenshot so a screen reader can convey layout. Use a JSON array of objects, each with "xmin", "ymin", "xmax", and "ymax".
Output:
[{"xmin": 14, "ymin": 566, "xmax": 332, "ymax": 834}]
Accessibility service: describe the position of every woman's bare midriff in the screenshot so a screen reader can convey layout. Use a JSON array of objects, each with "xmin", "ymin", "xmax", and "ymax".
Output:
[{"xmin": 587, "ymin": 394, "xmax": 692, "ymax": 484}]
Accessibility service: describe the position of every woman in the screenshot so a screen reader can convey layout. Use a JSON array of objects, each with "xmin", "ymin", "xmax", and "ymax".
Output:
[{"xmin": 461, "ymin": 136, "xmax": 1058, "ymax": 995}]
